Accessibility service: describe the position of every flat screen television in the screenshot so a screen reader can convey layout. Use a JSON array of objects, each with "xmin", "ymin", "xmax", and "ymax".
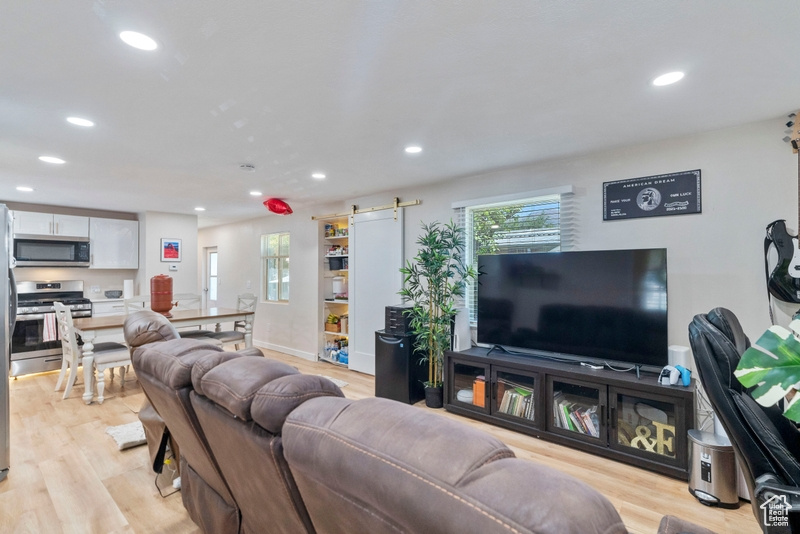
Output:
[{"xmin": 477, "ymin": 249, "xmax": 668, "ymax": 370}]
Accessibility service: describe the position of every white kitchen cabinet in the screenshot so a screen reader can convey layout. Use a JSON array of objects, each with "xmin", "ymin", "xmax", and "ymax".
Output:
[
  {"xmin": 91, "ymin": 299, "xmax": 126, "ymax": 316},
  {"xmin": 12, "ymin": 211, "xmax": 89, "ymax": 237},
  {"xmin": 89, "ymin": 218, "xmax": 139, "ymax": 269}
]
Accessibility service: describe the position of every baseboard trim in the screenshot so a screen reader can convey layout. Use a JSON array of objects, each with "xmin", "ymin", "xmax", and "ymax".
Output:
[{"xmin": 254, "ymin": 340, "xmax": 316, "ymax": 361}]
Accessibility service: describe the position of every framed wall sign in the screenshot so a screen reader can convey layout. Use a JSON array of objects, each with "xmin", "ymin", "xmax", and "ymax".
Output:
[
  {"xmin": 603, "ymin": 169, "xmax": 701, "ymax": 221},
  {"xmin": 160, "ymin": 238, "xmax": 182, "ymax": 262}
]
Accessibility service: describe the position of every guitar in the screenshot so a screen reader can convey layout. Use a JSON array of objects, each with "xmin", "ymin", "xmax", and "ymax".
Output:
[
  {"xmin": 766, "ymin": 113, "xmax": 800, "ymax": 303},
  {"xmin": 790, "ymin": 115, "xmax": 800, "ymax": 278}
]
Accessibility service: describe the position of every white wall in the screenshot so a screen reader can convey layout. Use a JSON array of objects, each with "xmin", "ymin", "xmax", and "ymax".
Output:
[
  {"xmin": 198, "ymin": 203, "xmax": 339, "ymax": 359},
  {"xmin": 200, "ymin": 117, "xmax": 797, "ymax": 359},
  {"xmin": 137, "ymin": 211, "xmax": 199, "ymax": 295},
  {"xmin": 352, "ymin": 118, "xmax": 797, "ymax": 346}
]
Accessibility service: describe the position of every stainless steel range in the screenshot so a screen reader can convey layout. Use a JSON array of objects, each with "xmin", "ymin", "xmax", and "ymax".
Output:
[{"xmin": 11, "ymin": 280, "xmax": 92, "ymax": 377}]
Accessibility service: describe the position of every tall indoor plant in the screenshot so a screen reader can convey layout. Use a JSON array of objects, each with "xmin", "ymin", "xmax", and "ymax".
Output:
[{"xmin": 399, "ymin": 220, "xmax": 477, "ymax": 408}]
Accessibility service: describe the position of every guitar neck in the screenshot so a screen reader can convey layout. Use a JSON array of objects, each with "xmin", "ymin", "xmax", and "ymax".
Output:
[{"xmin": 793, "ymin": 111, "xmax": 800, "ymax": 232}]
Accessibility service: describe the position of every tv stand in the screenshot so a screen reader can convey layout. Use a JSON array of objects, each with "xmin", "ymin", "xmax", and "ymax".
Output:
[{"xmin": 444, "ymin": 347, "xmax": 694, "ymax": 479}]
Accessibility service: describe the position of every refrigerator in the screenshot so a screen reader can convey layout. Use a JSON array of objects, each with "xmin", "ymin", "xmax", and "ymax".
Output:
[
  {"xmin": 1, "ymin": 204, "xmax": 16, "ymax": 481},
  {"xmin": 374, "ymin": 330, "xmax": 427, "ymax": 404}
]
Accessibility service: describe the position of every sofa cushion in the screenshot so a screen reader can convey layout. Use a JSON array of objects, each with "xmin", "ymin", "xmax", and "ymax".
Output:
[
  {"xmin": 132, "ymin": 338, "xmax": 222, "ymax": 389},
  {"xmin": 190, "ymin": 352, "xmax": 246, "ymax": 397},
  {"xmin": 732, "ymin": 390, "xmax": 800, "ymax": 486},
  {"xmin": 197, "ymin": 357, "xmax": 301, "ymax": 421},
  {"xmin": 284, "ymin": 396, "xmax": 626, "ymax": 534},
  {"xmin": 251, "ymin": 374, "xmax": 345, "ymax": 433},
  {"xmin": 124, "ymin": 309, "xmax": 181, "ymax": 348}
]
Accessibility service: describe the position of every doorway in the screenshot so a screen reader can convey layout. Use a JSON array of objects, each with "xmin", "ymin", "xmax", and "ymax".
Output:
[{"xmin": 204, "ymin": 246, "xmax": 218, "ymax": 308}]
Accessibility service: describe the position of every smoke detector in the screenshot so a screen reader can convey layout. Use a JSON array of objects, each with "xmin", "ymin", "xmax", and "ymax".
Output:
[{"xmin": 239, "ymin": 163, "xmax": 256, "ymax": 172}]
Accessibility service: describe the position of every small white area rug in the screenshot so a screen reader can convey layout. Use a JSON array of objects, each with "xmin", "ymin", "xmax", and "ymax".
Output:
[
  {"xmin": 106, "ymin": 421, "xmax": 147, "ymax": 450},
  {"xmin": 319, "ymin": 375, "xmax": 349, "ymax": 388}
]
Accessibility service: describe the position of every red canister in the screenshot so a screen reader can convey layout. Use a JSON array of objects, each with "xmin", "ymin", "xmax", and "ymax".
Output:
[{"xmin": 150, "ymin": 274, "xmax": 173, "ymax": 317}]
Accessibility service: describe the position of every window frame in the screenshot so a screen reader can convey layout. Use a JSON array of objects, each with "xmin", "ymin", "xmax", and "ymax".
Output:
[
  {"xmin": 261, "ymin": 231, "xmax": 290, "ymax": 303},
  {"xmin": 455, "ymin": 187, "xmax": 573, "ymax": 326}
]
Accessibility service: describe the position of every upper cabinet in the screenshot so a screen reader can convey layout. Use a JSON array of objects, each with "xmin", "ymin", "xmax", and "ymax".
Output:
[
  {"xmin": 13, "ymin": 211, "xmax": 89, "ymax": 237},
  {"xmin": 89, "ymin": 218, "xmax": 139, "ymax": 269}
]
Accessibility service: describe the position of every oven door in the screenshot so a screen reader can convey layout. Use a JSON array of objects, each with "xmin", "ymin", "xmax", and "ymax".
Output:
[{"xmin": 10, "ymin": 313, "xmax": 63, "ymax": 376}]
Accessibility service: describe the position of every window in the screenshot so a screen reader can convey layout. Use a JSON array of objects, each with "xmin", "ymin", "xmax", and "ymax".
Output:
[
  {"xmin": 456, "ymin": 189, "xmax": 572, "ymax": 324},
  {"xmin": 261, "ymin": 232, "xmax": 290, "ymax": 302}
]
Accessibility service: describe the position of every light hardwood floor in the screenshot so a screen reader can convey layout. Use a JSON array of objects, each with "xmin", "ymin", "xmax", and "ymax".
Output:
[{"xmin": 1, "ymin": 348, "xmax": 760, "ymax": 534}]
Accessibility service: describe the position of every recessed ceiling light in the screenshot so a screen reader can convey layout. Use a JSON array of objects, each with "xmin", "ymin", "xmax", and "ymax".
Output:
[
  {"xmin": 249, "ymin": 191, "xmax": 262, "ymax": 196},
  {"xmin": 16, "ymin": 186, "xmax": 34, "ymax": 192},
  {"xmin": 66, "ymin": 117, "xmax": 94, "ymax": 127},
  {"xmin": 194, "ymin": 207, "xmax": 206, "ymax": 211},
  {"xmin": 38, "ymin": 156, "xmax": 65, "ymax": 164},
  {"xmin": 119, "ymin": 31, "xmax": 158, "ymax": 51},
  {"xmin": 404, "ymin": 146, "xmax": 423, "ymax": 154},
  {"xmin": 311, "ymin": 173, "xmax": 326, "ymax": 179},
  {"xmin": 652, "ymin": 71, "xmax": 684, "ymax": 86}
]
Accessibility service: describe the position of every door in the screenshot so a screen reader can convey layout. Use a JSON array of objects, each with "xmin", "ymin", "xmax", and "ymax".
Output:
[
  {"xmin": 349, "ymin": 209, "xmax": 404, "ymax": 375},
  {"xmin": 608, "ymin": 386, "xmax": 687, "ymax": 470},
  {"xmin": 204, "ymin": 247, "xmax": 218, "ymax": 308},
  {"xmin": 547, "ymin": 375, "xmax": 606, "ymax": 443}
]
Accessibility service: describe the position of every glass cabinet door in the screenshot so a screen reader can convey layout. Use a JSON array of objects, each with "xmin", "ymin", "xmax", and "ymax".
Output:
[
  {"xmin": 548, "ymin": 377, "xmax": 605, "ymax": 441},
  {"xmin": 492, "ymin": 367, "xmax": 540, "ymax": 428},
  {"xmin": 447, "ymin": 359, "xmax": 490, "ymax": 413},
  {"xmin": 609, "ymin": 387, "xmax": 685, "ymax": 467}
]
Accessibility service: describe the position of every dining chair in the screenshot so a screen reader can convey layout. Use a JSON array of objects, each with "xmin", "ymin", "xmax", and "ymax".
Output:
[
  {"xmin": 209, "ymin": 293, "xmax": 257, "ymax": 349},
  {"xmin": 53, "ymin": 302, "xmax": 132, "ymax": 402},
  {"xmin": 123, "ymin": 295, "xmax": 150, "ymax": 315},
  {"xmin": 171, "ymin": 293, "xmax": 222, "ymax": 343}
]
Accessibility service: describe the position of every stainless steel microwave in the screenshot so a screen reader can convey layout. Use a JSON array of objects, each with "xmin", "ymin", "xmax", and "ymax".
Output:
[{"xmin": 13, "ymin": 234, "xmax": 91, "ymax": 267}]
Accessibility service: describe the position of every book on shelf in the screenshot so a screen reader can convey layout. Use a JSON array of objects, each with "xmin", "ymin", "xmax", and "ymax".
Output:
[
  {"xmin": 552, "ymin": 392, "xmax": 599, "ymax": 437},
  {"xmin": 498, "ymin": 385, "xmax": 535, "ymax": 421},
  {"xmin": 473, "ymin": 377, "xmax": 486, "ymax": 408}
]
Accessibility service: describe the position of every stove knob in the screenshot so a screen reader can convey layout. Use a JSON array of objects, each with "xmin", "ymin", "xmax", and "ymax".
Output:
[{"xmin": 31, "ymin": 307, "xmax": 38, "ymax": 313}]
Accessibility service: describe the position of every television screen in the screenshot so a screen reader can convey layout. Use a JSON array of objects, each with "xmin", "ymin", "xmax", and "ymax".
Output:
[{"xmin": 477, "ymin": 249, "xmax": 668, "ymax": 369}]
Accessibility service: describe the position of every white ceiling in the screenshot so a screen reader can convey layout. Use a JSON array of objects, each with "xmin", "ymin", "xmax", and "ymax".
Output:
[{"xmin": 1, "ymin": 1, "xmax": 798, "ymax": 228}]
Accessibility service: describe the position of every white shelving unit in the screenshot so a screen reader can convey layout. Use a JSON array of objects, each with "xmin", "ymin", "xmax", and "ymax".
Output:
[{"xmin": 319, "ymin": 217, "xmax": 350, "ymax": 367}]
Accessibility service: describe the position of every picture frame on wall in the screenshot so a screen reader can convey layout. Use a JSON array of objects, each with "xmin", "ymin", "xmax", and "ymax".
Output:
[{"xmin": 161, "ymin": 238, "xmax": 182, "ymax": 262}]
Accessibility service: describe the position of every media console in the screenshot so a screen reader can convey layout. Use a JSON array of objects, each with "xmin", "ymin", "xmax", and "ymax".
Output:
[{"xmin": 444, "ymin": 347, "xmax": 694, "ymax": 479}]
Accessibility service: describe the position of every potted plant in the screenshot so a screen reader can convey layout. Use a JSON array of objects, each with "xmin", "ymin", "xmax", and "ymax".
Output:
[
  {"xmin": 735, "ymin": 320, "xmax": 800, "ymax": 420},
  {"xmin": 399, "ymin": 220, "xmax": 478, "ymax": 408}
]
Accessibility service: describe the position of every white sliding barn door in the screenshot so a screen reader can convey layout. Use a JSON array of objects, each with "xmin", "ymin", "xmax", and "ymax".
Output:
[{"xmin": 349, "ymin": 209, "xmax": 404, "ymax": 375}]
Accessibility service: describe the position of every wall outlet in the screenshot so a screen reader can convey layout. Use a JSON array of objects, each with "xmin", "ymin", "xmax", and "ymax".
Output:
[
  {"xmin": 246, "ymin": 280, "xmax": 251, "ymax": 289},
  {"xmin": 169, "ymin": 264, "xmax": 178, "ymax": 271},
  {"xmin": 91, "ymin": 285, "xmax": 100, "ymax": 293}
]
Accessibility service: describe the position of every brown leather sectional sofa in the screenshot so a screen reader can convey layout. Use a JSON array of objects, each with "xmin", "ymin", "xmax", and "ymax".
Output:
[{"xmin": 123, "ymin": 310, "xmax": 716, "ymax": 534}]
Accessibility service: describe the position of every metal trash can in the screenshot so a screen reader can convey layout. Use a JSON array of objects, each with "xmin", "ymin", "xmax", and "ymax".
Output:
[{"xmin": 688, "ymin": 430, "xmax": 739, "ymax": 508}]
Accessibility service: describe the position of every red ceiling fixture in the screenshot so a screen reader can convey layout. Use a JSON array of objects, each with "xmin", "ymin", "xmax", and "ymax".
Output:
[{"xmin": 263, "ymin": 198, "xmax": 293, "ymax": 215}]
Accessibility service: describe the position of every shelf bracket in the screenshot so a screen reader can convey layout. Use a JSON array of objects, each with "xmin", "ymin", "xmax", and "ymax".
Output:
[{"xmin": 393, "ymin": 197, "xmax": 399, "ymax": 220}]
